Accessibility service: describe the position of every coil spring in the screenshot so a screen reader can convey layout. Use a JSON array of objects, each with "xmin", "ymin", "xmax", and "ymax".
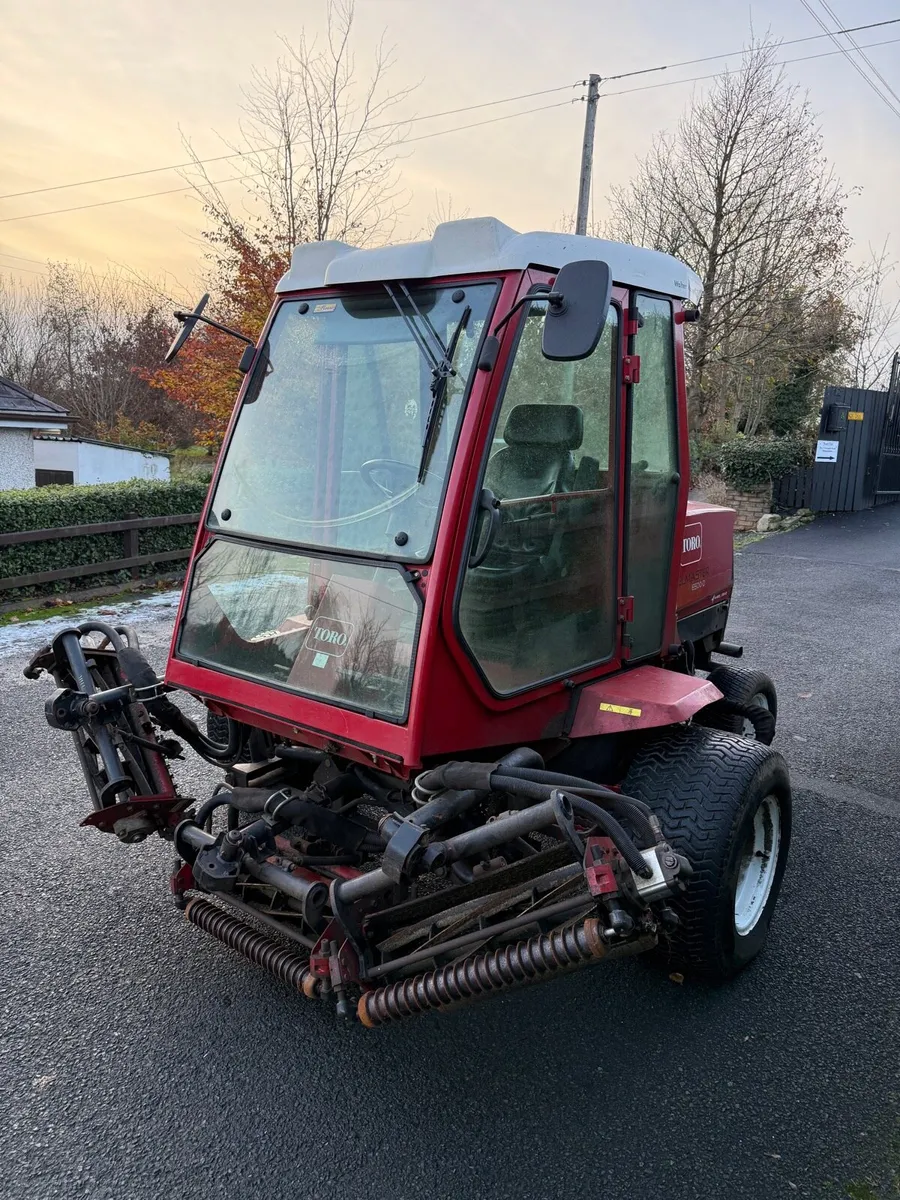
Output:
[
  {"xmin": 185, "ymin": 897, "xmax": 313, "ymax": 995},
  {"xmin": 358, "ymin": 918, "xmax": 608, "ymax": 1028}
]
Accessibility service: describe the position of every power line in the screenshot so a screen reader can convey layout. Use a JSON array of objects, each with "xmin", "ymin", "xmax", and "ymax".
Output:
[
  {"xmin": 2, "ymin": 32, "xmax": 898, "ymax": 229},
  {"xmin": 598, "ymin": 15, "xmax": 900, "ymax": 82},
  {"xmin": 0, "ymin": 249, "xmax": 50, "ymax": 266},
  {"xmin": 596, "ymin": 35, "xmax": 900, "ymax": 101},
  {"xmin": 815, "ymin": 0, "xmax": 900, "ymax": 110},
  {"xmin": 0, "ymin": 172, "xmax": 264, "ymax": 225},
  {"xmin": 0, "ymin": 99, "xmax": 580, "ymax": 225},
  {"xmin": 798, "ymin": 0, "xmax": 900, "ymax": 120},
  {"xmin": 0, "ymin": 261, "xmax": 47, "ymax": 276},
  {"xmin": 3, "ymin": 16, "xmax": 897, "ymax": 208},
  {"xmin": 0, "ymin": 83, "xmax": 581, "ymax": 204}
]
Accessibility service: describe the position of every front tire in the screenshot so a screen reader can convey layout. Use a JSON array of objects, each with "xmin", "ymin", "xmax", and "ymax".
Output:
[{"xmin": 623, "ymin": 726, "xmax": 791, "ymax": 979}]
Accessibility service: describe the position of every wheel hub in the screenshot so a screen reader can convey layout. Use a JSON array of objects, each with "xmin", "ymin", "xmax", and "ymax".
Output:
[{"xmin": 733, "ymin": 793, "xmax": 781, "ymax": 936}]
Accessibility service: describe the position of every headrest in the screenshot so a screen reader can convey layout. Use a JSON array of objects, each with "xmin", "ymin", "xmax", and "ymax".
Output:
[{"xmin": 503, "ymin": 404, "xmax": 583, "ymax": 450}]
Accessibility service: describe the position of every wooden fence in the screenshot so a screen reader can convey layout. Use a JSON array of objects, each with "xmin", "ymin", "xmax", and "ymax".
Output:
[
  {"xmin": 0, "ymin": 512, "xmax": 200, "ymax": 592},
  {"xmin": 773, "ymin": 468, "xmax": 815, "ymax": 512}
]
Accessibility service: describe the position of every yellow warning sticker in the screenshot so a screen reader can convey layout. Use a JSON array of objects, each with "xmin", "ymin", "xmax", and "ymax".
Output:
[
  {"xmin": 848, "ymin": 411, "xmax": 864, "ymax": 420},
  {"xmin": 314, "ymin": 302, "xmax": 337, "ymax": 313},
  {"xmin": 599, "ymin": 702, "xmax": 642, "ymax": 717}
]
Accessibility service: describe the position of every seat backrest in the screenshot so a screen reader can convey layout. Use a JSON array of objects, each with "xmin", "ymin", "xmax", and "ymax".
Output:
[{"xmin": 485, "ymin": 403, "xmax": 583, "ymax": 500}]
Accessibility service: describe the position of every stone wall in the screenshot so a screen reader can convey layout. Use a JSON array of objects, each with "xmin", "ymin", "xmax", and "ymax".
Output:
[
  {"xmin": 0, "ymin": 427, "xmax": 36, "ymax": 490},
  {"xmin": 725, "ymin": 483, "xmax": 772, "ymax": 532}
]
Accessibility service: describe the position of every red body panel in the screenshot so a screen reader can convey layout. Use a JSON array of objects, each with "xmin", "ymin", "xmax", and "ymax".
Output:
[
  {"xmin": 570, "ymin": 665, "xmax": 722, "ymax": 737},
  {"xmin": 165, "ymin": 267, "xmax": 733, "ymax": 772},
  {"xmin": 676, "ymin": 501, "xmax": 736, "ymax": 617}
]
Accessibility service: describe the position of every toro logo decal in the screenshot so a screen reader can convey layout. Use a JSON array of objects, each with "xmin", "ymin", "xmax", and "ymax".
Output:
[
  {"xmin": 304, "ymin": 616, "xmax": 354, "ymax": 659},
  {"xmin": 681, "ymin": 522, "xmax": 702, "ymax": 566}
]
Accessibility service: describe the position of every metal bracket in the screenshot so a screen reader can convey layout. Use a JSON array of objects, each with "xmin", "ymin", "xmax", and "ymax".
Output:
[{"xmin": 622, "ymin": 355, "xmax": 641, "ymax": 384}]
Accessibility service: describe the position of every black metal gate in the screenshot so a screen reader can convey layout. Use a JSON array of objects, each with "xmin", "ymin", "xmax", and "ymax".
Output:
[
  {"xmin": 875, "ymin": 352, "xmax": 900, "ymax": 502},
  {"xmin": 808, "ymin": 384, "xmax": 888, "ymax": 512}
]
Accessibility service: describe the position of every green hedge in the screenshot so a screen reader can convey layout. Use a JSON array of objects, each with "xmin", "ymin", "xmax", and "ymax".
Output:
[
  {"xmin": 0, "ymin": 479, "xmax": 210, "ymax": 600},
  {"xmin": 721, "ymin": 437, "xmax": 810, "ymax": 492}
]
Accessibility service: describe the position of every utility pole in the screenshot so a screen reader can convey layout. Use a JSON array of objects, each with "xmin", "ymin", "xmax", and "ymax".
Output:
[{"xmin": 575, "ymin": 74, "xmax": 601, "ymax": 236}]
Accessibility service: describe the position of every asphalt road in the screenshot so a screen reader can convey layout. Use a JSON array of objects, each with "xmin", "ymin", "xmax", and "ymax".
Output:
[{"xmin": 3, "ymin": 512, "xmax": 900, "ymax": 1200}]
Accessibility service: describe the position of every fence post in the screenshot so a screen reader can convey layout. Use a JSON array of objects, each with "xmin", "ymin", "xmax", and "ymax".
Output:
[{"xmin": 123, "ymin": 513, "xmax": 140, "ymax": 581}]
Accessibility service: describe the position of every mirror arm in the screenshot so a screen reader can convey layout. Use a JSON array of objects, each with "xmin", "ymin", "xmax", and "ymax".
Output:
[
  {"xmin": 172, "ymin": 310, "xmax": 255, "ymax": 348},
  {"xmin": 490, "ymin": 286, "xmax": 559, "ymax": 338}
]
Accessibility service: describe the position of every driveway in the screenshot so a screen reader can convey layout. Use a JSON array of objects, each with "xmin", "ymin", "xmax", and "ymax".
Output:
[{"xmin": 1, "ymin": 512, "xmax": 899, "ymax": 1200}]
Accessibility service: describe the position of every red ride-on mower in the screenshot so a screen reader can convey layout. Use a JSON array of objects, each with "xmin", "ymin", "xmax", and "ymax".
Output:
[{"xmin": 26, "ymin": 219, "xmax": 790, "ymax": 1025}]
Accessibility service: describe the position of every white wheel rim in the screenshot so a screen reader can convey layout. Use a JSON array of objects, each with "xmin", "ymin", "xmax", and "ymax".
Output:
[
  {"xmin": 733, "ymin": 793, "xmax": 781, "ymax": 936},
  {"xmin": 742, "ymin": 691, "xmax": 770, "ymax": 737}
]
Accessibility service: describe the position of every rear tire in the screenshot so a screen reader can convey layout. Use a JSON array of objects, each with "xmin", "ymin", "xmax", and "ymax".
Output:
[
  {"xmin": 623, "ymin": 726, "xmax": 791, "ymax": 980},
  {"xmin": 699, "ymin": 664, "xmax": 777, "ymax": 742}
]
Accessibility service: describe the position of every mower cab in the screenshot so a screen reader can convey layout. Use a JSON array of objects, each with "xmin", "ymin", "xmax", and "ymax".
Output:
[{"xmin": 26, "ymin": 218, "xmax": 790, "ymax": 1025}]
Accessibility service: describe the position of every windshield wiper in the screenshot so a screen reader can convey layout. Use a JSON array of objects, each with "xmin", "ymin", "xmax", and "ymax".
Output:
[
  {"xmin": 417, "ymin": 303, "xmax": 470, "ymax": 482},
  {"xmin": 383, "ymin": 283, "xmax": 472, "ymax": 482}
]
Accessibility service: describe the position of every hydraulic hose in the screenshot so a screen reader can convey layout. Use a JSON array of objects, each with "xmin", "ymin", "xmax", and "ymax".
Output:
[
  {"xmin": 564, "ymin": 794, "xmax": 652, "ymax": 878},
  {"xmin": 497, "ymin": 767, "xmax": 658, "ymax": 846},
  {"xmin": 193, "ymin": 786, "xmax": 272, "ymax": 829},
  {"xmin": 116, "ymin": 642, "xmax": 244, "ymax": 764},
  {"xmin": 411, "ymin": 748, "xmax": 546, "ymax": 831},
  {"xmin": 411, "ymin": 789, "xmax": 481, "ymax": 831},
  {"xmin": 499, "ymin": 766, "xmax": 653, "ymax": 815},
  {"xmin": 488, "ymin": 775, "xmax": 651, "ymax": 877}
]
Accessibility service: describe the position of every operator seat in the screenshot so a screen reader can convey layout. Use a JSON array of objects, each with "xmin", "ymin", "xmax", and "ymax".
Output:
[{"xmin": 484, "ymin": 403, "xmax": 582, "ymax": 499}]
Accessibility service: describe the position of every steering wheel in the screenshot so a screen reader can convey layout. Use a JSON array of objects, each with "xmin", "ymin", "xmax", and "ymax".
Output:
[{"xmin": 360, "ymin": 459, "xmax": 419, "ymax": 499}]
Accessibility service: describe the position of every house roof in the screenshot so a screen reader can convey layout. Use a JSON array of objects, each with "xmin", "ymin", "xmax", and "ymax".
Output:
[
  {"xmin": 0, "ymin": 377, "xmax": 69, "ymax": 423},
  {"xmin": 34, "ymin": 434, "xmax": 165, "ymax": 457}
]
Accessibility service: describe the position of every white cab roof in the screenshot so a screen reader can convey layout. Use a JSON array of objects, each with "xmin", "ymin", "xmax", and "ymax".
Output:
[{"xmin": 276, "ymin": 216, "xmax": 703, "ymax": 304}]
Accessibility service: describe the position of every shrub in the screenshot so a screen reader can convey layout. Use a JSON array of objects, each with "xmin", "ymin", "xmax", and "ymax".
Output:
[
  {"xmin": 0, "ymin": 479, "xmax": 210, "ymax": 600},
  {"xmin": 689, "ymin": 432, "xmax": 725, "ymax": 479},
  {"xmin": 720, "ymin": 436, "xmax": 811, "ymax": 492}
]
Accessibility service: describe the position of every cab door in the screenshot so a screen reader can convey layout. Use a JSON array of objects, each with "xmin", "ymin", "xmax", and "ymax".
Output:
[
  {"xmin": 623, "ymin": 292, "xmax": 680, "ymax": 659},
  {"xmin": 455, "ymin": 274, "xmax": 625, "ymax": 695}
]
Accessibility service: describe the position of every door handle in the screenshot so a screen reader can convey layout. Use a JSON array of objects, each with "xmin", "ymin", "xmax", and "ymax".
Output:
[{"xmin": 469, "ymin": 488, "xmax": 501, "ymax": 568}]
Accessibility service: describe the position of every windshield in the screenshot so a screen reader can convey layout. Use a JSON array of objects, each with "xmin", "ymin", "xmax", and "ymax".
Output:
[
  {"xmin": 209, "ymin": 283, "xmax": 497, "ymax": 560},
  {"xmin": 178, "ymin": 538, "xmax": 420, "ymax": 721}
]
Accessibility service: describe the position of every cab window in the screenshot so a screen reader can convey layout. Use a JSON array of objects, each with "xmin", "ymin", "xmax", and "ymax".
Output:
[{"xmin": 457, "ymin": 300, "xmax": 619, "ymax": 693}]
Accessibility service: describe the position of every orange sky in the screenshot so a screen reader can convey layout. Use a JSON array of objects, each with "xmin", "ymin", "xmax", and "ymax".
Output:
[{"xmin": 2, "ymin": 0, "xmax": 898, "ymax": 303}]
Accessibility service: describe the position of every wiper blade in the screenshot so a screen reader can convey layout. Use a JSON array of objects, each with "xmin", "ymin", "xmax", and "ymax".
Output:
[
  {"xmin": 398, "ymin": 282, "xmax": 449, "ymax": 361},
  {"xmin": 417, "ymin": 304, "xmax": 471, "ymax": 483},
  {"xmin": 383, "ymin": 283, "xmax": 440, "ymax": 373},
  {"xmin": 382, "ymin": 282, "xmax": 472, "ymax": 483}
]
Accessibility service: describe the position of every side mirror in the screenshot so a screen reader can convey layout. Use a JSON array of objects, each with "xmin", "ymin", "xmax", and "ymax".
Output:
[
  {"xmin": 164, "ymin": 293, "xmax": 210, "ymax": 362},
  {"xmin": 541, "ymin": 260, "xmax": 611, "ymax": 362}
]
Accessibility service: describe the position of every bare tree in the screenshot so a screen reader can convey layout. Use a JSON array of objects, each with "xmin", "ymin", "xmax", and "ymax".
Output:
[
  {"xmin": 0, "ymin": 275, "xmax": 55, "ymax": 392},
  {"xmin": 846, "ymin": 241, "xmax": 900, "ymax": 390},
  {"xmin": 0, "ymin": 265, "xmax": 193, "ymax": 444},
  {"xmin": 606, "ymin": 40, "xmax": 852, "ymax": 434},
  {"xmin": 424, "ymin": 193, "xmax": 471, "ymax": 237},
  {"xmin": 181, "ymin": 0, "xmax": 413, "ymax": 277}
]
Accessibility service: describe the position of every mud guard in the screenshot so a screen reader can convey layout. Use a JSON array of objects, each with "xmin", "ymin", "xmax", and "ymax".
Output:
[{"xmin": 569, "ymin": 665, "xmax": 722, "ymax": 737}]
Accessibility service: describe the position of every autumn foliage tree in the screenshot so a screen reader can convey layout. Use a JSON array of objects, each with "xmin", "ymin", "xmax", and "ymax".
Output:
[{"xmin": 147, "ymin": 231, "xmax": 288, "ymax": 447}]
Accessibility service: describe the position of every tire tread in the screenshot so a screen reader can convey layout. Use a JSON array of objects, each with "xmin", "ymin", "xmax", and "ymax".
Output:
[{"xmin": 624, "ymin": 725, "xmax": 789, "ymax": 974}]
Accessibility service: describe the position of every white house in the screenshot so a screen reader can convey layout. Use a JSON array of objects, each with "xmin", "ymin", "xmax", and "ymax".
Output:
[
  {"xmin": 34, "ymin": 436, "xmax": 170, "ymax": 485},
  {"xmin": 0, "ymin": 377, "xmax": 70, "ymax": 489},
  {"xmin": 0, "ymin": 376, "xmax": 170, "ymax": 490}
]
